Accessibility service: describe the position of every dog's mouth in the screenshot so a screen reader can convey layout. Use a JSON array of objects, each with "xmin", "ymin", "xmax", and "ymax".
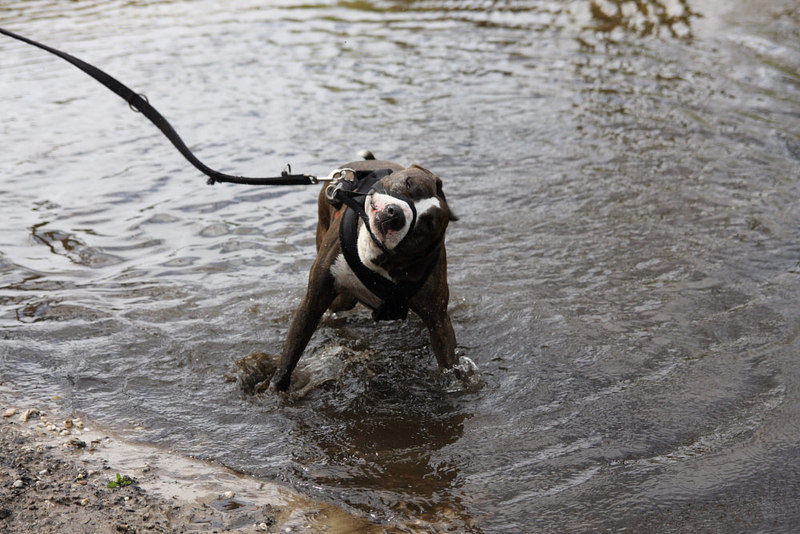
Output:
[
  {"xmin": 366, "ymin": 193, "xmax": 414, "ymax": 249},
  {"xmin": 374, "ymin": 203, "xmax": 406, "ymax": 235}
]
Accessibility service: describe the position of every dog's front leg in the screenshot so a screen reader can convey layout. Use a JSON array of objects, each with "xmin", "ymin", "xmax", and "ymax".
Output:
[
  {"xmin": 411, "ymin": 293, "xmax": 457, "ymax": 370},
  {"xmin": 425, "ymin": 311, "xmax": 458, "ymax": 369},
  {"xmin": 270, "ymin": 266, "xmax": 335, "ymax": 392}
]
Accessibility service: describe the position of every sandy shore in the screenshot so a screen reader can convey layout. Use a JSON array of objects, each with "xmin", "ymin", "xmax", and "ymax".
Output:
[{"xmin": 0, "ymin": 393, "xmax": 376, "ymax": 534}]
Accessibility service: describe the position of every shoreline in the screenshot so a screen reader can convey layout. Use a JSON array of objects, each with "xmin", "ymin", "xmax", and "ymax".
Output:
[{"xmin": 0, "ymin": 392, "xmax": 377, "ymax": 533}]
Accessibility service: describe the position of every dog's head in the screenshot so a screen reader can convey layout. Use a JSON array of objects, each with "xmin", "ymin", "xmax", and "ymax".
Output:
[{"xmin": 364, "ymin": 164, "xmax": 457, "ymax": 255}]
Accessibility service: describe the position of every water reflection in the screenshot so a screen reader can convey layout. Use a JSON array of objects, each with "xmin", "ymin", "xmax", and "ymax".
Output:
[
  {"xmin": 271, "ymin": 339, "xmax": 477, "ymax": 529},
  {"xmin": 588, "ymin": 0, "xmax": 696, "ymax": 37},
  {"xmin": 30, "ymin": 222, "xmax": 124, "ymax": 268},
  {"xmin": 292, "ymin": 399, "xmax": 473, "ymax": 529}
]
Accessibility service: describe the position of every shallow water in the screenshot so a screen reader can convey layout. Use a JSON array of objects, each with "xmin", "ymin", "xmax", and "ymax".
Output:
[{"xmin": 2, "ymin": 0, "xmax": 800, "ymax": 531}]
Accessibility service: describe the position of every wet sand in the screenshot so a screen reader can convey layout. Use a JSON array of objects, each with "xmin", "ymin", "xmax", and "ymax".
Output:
[{"xmin": 0, "ymin": 393, "xmax": 376, "ymax": 533}]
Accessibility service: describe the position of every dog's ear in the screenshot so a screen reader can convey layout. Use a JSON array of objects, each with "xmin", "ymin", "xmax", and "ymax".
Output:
[
  {"xmin": 435, "ymin": 177, "xmax": 459, "ymax": 222},
  {"xmin": 435, "ymin": 176, "xmax": 447, "ymax": 201}
]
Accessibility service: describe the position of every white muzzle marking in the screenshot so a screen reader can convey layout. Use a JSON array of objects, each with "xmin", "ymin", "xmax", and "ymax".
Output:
[{"xmin": 366, "ymin": 192, "xmax": 414, "ymax": 250}]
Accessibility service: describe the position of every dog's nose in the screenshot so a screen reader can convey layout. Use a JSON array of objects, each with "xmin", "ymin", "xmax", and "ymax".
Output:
[{"xmin": 377, "ymin": 204, "xmax": 406, "ymax": 234}]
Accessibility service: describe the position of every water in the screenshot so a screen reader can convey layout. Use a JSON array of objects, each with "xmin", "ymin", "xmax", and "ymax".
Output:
[{"xmin": 2, "ymin": 0, "xmax": 800, "ymax": 531}]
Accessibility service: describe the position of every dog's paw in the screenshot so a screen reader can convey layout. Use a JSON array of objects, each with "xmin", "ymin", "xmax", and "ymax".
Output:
[
  {"xmin": 442, "ymin": 355, "xmax": 482, "ymax": 393},
  {"xmin": 456, "ymin": 355, "xmax": 479, "ymax": 374}
]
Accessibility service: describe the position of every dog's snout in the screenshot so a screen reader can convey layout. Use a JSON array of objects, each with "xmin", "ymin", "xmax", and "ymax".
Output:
[{"xmin": 377, "ymin": 203, "xmax": 406, "ymax": 233}]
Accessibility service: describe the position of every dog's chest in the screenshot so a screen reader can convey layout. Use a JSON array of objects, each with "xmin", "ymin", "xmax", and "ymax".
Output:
[
  {"xmin": 330, "ymin": 254, "xmax": 383, "ymax": 309},
  {"xmin": 329, "ymin": 222, "xmax": 394, "ymax": 309}
]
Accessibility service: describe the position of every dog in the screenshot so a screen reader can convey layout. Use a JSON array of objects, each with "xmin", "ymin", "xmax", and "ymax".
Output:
[{"xmin": 269, "ymin": 153, "xmax": 459, "ymax": 391}]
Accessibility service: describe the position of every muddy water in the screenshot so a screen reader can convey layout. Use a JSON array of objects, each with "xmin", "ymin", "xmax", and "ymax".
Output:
[{"xmin": 2, "ymin": 0, "xmax": 800, "ymax": 531}]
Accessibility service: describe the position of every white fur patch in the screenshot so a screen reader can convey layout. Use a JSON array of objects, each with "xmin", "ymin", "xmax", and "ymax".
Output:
[
  {"xmin": 330, "ymin": 254, "xmax": 382, "ymax": 308},
  {"xmin": 414, "ymin": 196, "xmax": 441, "ymax": 215},
  {"xmin": 356, "ymin": 221, "xmax": 393, "ymax": 280}
]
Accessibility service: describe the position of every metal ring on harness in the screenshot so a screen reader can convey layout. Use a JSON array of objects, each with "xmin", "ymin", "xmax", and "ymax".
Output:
[{"xmin": 324, "ymin": 168, "xmax": 358, "ymax": 202}]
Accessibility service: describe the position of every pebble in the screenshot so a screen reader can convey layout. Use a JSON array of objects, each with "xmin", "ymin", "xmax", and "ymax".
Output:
[
  {"xmin": 12, "ymin": 479, "xmax": 24, "ymax": 488},
  {"xmin": 65, "ymin": 437, "xmax": 87, "ymax": 449},
  {"xmin": 223, "ymin": 490, "xmax": 235, "ymax": 499},
  {"xmin": 60, "ymin": 429, "xmax": 71, "ymax": 437},
  {"xmin": 18, "ymin": 408, "xmax": 41, "ymax": 422},
  {"xmin": 64, "ymin": 419, "xmax": 74, "ymax": 429},
  {"xmin": 80, "ymin": 498, "xmax": 89, "ymax": 506},
  {"xmin": 2, "ymin": 408, "xmax": 17, "ymax": 418}
]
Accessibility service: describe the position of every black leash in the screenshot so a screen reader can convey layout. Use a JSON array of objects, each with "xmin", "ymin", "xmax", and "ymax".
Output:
[{"xmin": 0, "ymin": 26, "xmax": 317, "ymax": 186}]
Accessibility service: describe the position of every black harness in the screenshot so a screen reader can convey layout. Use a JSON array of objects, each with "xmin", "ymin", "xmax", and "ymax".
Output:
[{"xmin": 329, "ymin": 170, "xmax": 441, "ymax": 322}]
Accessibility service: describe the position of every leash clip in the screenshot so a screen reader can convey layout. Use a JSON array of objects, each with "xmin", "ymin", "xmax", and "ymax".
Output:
[
  {"xmin": 314, "ymin": 167, "xmax": 355, "ymax": 184},
  {"xmin": 323, "ymin": 168, "xmax": 357, "ymax": 204}
]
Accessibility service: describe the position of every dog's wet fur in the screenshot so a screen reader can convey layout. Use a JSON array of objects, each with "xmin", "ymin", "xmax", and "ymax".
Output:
[{"xmin": 262, "ymin": 155, "xmax": 459, "ymax": 392}]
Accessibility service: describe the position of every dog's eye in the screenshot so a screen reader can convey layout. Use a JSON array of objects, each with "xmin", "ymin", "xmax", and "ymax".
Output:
[{"xmin": 405, "ymin": 179, "xmax": 422, "ymax": 198}]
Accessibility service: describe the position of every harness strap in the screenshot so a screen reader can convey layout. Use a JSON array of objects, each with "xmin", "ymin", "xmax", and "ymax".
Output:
[
  {"xmin": 328, "ymin": 169, "xmax": 393, "ymax": 253},
  {"xmin": 0, "ymin": 26, "xmax": 314, "ymax": 186},
  {"xmin": 335, "ymin": 170, "xmax": 441, "ymax": 322}
]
